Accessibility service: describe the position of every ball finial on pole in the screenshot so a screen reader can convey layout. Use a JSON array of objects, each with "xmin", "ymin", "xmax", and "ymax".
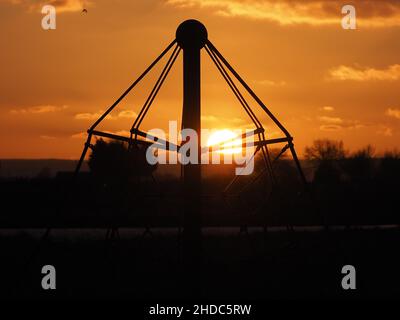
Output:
[{"xmin": 176, "ymin": 19, "xmax": 208, "ymax": 49}]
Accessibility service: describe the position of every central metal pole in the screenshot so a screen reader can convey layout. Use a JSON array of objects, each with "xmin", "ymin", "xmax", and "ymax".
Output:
[{"xmin": 176, "ymin": 20, "xmax": 207, "ymax": 269}]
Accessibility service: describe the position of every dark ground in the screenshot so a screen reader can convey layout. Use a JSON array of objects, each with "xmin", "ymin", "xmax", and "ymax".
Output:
[
  {"xmin": 1, "ymin": 227, "xmax": 399, "ymax": 300},
  {"xmin": 1, "ymin": 155, "xmax": 399, "ymax": 301}
]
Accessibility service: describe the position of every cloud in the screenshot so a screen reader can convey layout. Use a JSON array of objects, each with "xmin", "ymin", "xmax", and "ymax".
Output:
[
  {"xmin": 319, "ymin": 124, "xmax": 342, "ymax": 131},
  {"xmin": 74, "ymin": 109, "xmax": 137, "ymax": 120},
  {"xmin": 318, "ymin": 115, "xmax": 363, "ymax": 131},
  {"xmin": 71, "ymin": 132, "xmax": 86, "ymax": 139},
  {"xmin": 230, "ymin": 117, "xmax": 245, "ymax": 124},
  {"xmin": 321, "ymin": 106, "xmax": 334, "ymax": 112},
  {"xmin": 201, "ymin": 115, "xmax": 248, "ymax": 133},
  {"xmin": 9, "ymin": 105, "xmax": 67, "ymax": 114},
  {"xmin": 5, "ymin": 0, "xmax": 93, "ymax": 13},
  {"xmin": 71, "ymin": 130, "xmax": 131, "ymax": 140},
  {"xmin": 201, "ymin": 115, "xmax": 218, "ymax": 122},
  {"xmin": 114, "ymin": 130, "xmax": 131, "ymax": 136},
  {"xmin": 117, "ymin": 110, "xmax": 137, "ymax": 119},
  {"xmin": 377, "ymin": 125, "xmax": 393, "ymax": 136},
  {"xmin": 328, "ymin": 64, "xmax": 400, "ymax": 81},
  {"xmin": 74, "ymin": 111, "xmax": 102, "ymax": 120},
  {"xmin": 201, "ymin": 114, "xmax": 245, "ymax": 124},
  {"xmin": 318, "ymin": 116, "xmax": 343, "ymax": 124},
  {"xmin": 166, "ymin": 0, "xmax": 400, "ymax": 27},
  {"xmin": 254, "ymin": 80, "xmax": 287, "ymax": 87},
  {"xmin": 386, "ymin": 107, "xmax": 400, "ymax": 119}
]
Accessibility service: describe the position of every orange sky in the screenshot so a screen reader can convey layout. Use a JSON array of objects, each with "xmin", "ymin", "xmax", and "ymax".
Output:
[{"xmin": 1, "ymin": 0, "xmax": 400, "ymax": 159}]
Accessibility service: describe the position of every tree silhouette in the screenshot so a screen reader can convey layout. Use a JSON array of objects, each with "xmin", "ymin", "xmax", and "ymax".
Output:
[
  {"xmin": 305, "ymin": 139, "xmax": 346, "ymax": 185},
  {"xmin": 378, "ymin": 149, "xmax": 400, "ymax": 184},
  {"xmin": 305, "ymin": 139, "xmax": 346, "ymax": 162},
  {"xmin": 88, "ymin": 139, "xmax": 157, "ymax": 186},
  {"xmin": 344, "ymin": 145, "xmax": 375, "ymax": 183}
]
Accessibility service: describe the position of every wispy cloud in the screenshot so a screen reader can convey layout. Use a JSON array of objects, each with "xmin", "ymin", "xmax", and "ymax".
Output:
[
  {"xmin": 9, "ymin": 105, "xmax": 67, "ymax": 114},
  {"xmin": 319, "ymin": 124, "xmax": 342, "ymax": 131},
  {"xmin": 74, "ymin": 109, "xmax": 137, "ymax": 120},
  {"xmin": 114, "ymin": 130, "xmax": 131, "ymax": 136},
  {"xmin": 74, "ymin": 111, "xmax": 102, "ymax": 120},
  {"xmin": 71, "ymin": 132, "xmax": 86, "ymax": 139},
  {"xmin": 320, "ymin": 106, "xmax": 335, "ymax": 112},
  {"xmin": 254, "ymin": 79, "xmax": 287, "ymax": 87},
  {"xmin": 167, "ymin": 0, "xmax": 400, "ymax": 27},
  {"xmin": 328, "ymin": 64, "xmax": 400, "ymax": 81},
  {"xmin": 318, "ymin": 116, "xmax": 343, "ymax": 124},
  {"xmin": 117, "ymin": 110, "xmax": 137, "ymax": 119},
  {"xmin": 318, "ymin": 115, "xmax": 363, "ymax": 131},
  {"xmin": 201, "ymin": 114, "xmax": 245, "ymax": 125},
  {"xmin": 5, "ymin": 0, "xmax": 93, "ymax": 13},
  {"xmin": 201, "ymin": 115, "xmax": 218, "ymax": 122},
  {"xmin": 71, "ymin": 129, "xmax": 131, "ymax": 139},
  {"xmin": 377, "ymin": 125, "xmax": 393, "ymax": 136},
  {"xmin": 386, "ymin": 107, "xmax": 400, "ymax": 119}
]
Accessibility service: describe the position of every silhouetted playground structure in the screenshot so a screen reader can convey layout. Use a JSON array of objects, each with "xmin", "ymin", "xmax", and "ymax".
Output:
[
  {"xmin": 3, "ymin": 20, "xmax": 400, "ymax": 302},
  {"xmin": 72, "ymin": 20, "xmax": 306, "ymax": 256},
  {"xmin": 75, "ymin": 20, "xmax": 305, "ymax": 181},
  {"xmin": 0, "ymin": 21, "xmax": 307, "ymax": 256}
]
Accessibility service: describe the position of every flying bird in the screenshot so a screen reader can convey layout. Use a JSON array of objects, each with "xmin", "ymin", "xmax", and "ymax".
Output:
[{"xmin": 82, "ymin": 8, "xmax": 88, "ymax": 14}]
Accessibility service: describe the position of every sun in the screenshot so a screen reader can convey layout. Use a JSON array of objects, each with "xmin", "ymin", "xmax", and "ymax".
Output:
[{"xmin": 206, "ymin": 129, "xmax": 242, "ymax": 154}]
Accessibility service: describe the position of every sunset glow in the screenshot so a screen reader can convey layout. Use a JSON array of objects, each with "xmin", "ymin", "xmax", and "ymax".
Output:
[
  {"xmin": 0, "ymin": 1, "xmax": 400, "ymax": 159},
  {"xmin": 1, "ymin": 1, "xmax": 400, "ymax": 303},
  {"xmin": 206, "ymin": 130, "xmax": 242, "ymax": 154}
]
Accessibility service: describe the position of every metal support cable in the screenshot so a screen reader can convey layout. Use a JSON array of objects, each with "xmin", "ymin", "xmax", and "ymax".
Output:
[
  {"xmin": 239, "ymin": 144, "xmax": 289, "ymax": 194},
  {"xmin": 205, "ymin": 44, "xmax": 275, "ymax": 183},
  {"xmin": 88, "ymin": 39, "xmax": 177, "ymax": 133},
  {"xmin": 204, "ymin": 45, "xmax": 261, "ymax": 129},
  {"xmin": 207, "ymin": 43, "xmax": 262, "ymax": 129},
  {"xmin": 260, "ymin": 138, "xmax": 275, "ymax": 183},
  {"xmin": 223, "ymin": 145, "xmax": 261, "ymax": 194},
  {"xmin": 134, "ymin": 47, "xmax": 181, "ymax": 132},
  {"xmin": 207, "ymin": 40, "xmax": 291, "ymax": 138},
  {"xmin": 206, "ymin": 43, "xmax": 277, "ymax": 192},
  {"xmin": 207, "ymin": 41, "xmax": 308, "ymax": 186},
  {"xmin": 131, "ymin": 44, "xmax": 180, "ymax": 132},
  {"xmin": 260, "ymin": 131, "xmax": 276, "ymax": 183}
]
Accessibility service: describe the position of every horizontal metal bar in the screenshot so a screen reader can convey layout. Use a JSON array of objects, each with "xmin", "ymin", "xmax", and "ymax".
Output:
[
  {"xmin": 203, "ymin": 136, "xmax": 292, "ymax": 154},
  {"xmin": 220, "ymin": 127, "xmax": 264, "ymax": 144},
  {"xmin": 200, "ymin": 128, "xmax": 264, "ymax": 154},
  {"xmin": 92, "ymin": 130, "xmax": 150, "ymax": 145},
  {"xmin": 92, "ymin": 131, "xmax": 290, "ymax": 155},
  {"xmin": 252, "ymin": 137, "xmax": 292, "ymax": 147},
  {"xmin": 91, "ymin": 130, "xmax": 172, "ymax": 151},
  {"xmin": 130, "ymin": 128, "xmax": 180, "ymax": 150}
]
